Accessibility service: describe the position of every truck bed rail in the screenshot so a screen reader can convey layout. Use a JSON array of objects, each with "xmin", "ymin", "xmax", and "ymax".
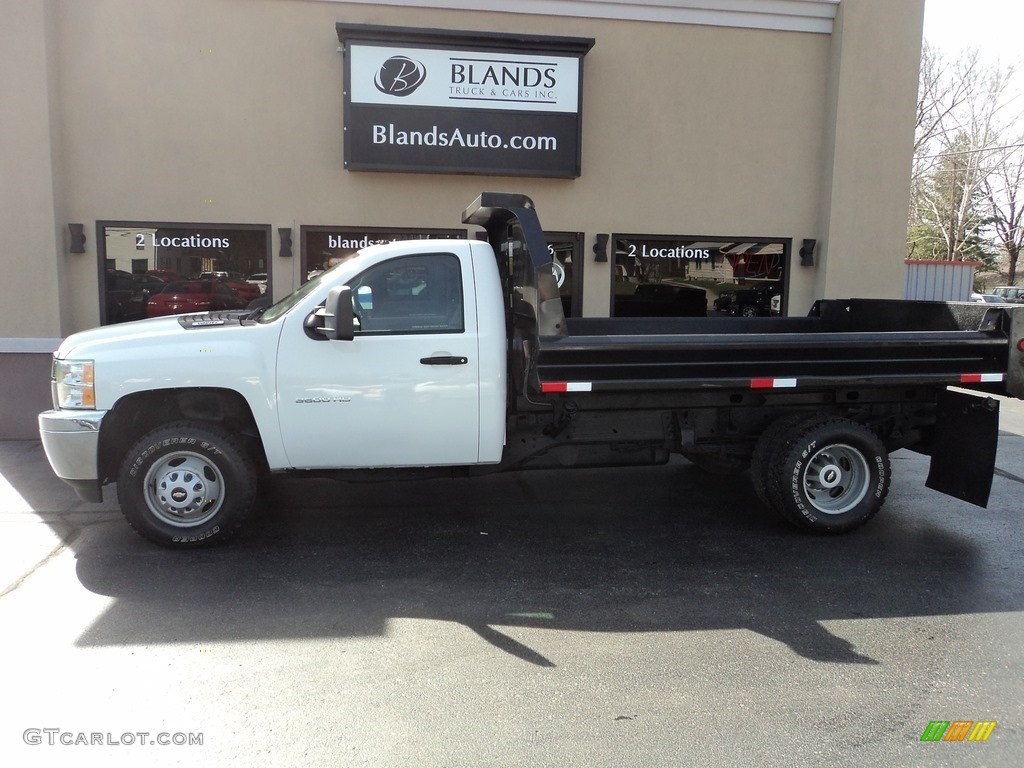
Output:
[{"xmin": 535, "ymin": 300, "xmax": 1016, "ymax": 395}]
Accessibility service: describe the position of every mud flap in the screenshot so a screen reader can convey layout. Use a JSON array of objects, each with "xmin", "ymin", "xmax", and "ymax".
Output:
[{"xmin": 925, "ymin": 390, "xmax": 1000, "ymax": 507}]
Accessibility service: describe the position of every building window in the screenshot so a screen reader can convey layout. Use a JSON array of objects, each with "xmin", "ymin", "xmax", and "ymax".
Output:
[
  {"xmin": 546, "ymin": 232, "xmax": 583, "ymax": 318},
  {"xmin": 612, "ymin": 234, "xmax": 790, "ymax": 318},
  {"xmin": 97, "ymin": 223, "xmax": 271, "ymax": 324}
]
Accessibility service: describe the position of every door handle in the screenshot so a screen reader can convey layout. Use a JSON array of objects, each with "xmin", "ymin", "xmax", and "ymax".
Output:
[{"xmin": 420, "ymin": 355, "xmax": 468, "ymax": 365}]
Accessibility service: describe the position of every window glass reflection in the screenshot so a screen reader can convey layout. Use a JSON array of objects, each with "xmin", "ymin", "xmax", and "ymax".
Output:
[
  {"xmin": 301, "ymin": 227, "xmax": 466, "ymax": 284},
  {"xmin": 100, "ymin": 225, "xmax": 269, "ymax": 324},
  {"xmin": 612, "ymin": 235, "xmax": 789, "ymax": 318}
]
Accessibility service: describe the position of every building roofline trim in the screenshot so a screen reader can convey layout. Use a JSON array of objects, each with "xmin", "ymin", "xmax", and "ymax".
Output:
[{"xmin": 322, "ymin": 0, "xmax": 840, "ymax": 34}]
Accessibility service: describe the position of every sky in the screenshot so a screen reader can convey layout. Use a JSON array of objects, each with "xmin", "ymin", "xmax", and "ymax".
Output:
[{"xmin": 922, "ymin": 0, "xmax": 1024, "ymax": 64}]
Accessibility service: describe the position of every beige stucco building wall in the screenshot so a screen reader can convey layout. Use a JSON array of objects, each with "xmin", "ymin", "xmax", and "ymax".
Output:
[
  {"xmin": 1, "ymin": 0, "xmax": 64, "ymax": 340},
  {"xmin": 815, "ymin": 0, "xmax": 925, "ymax": 299},
  {"xmin": 0, "ymin": 0, "xmax": 924, "ymax": 437}
]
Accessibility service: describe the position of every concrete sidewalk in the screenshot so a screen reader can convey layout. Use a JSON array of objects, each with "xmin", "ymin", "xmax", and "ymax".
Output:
[{"xmin": 0, "ymin": 441, "xmax": 119, "ymax": 596}]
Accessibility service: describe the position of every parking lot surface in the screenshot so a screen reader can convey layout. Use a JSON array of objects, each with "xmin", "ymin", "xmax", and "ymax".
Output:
[{"xmin": 2, "ymin": 397, "xmax": 1023, "ymax": 767}]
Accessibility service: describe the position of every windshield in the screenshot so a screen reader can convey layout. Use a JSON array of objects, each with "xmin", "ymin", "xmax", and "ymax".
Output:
[{"xmin": 256, "ymin": 260, "xmax": 350, "ymax": 324}]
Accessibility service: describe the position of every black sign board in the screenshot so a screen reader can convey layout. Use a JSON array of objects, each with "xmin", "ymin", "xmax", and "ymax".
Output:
[{"xmin": 337, "ymin": 24, "xmax": 594, "ymax": 178}]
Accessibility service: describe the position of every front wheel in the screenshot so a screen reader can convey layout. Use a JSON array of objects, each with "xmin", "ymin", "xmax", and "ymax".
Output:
[
  {"xmin": 117, "ymin": 421, "xmax": 257, "ymax": 547},
  {"xmin": 770, "ymin": 418, "xmax": 890, "ymax": 534}
]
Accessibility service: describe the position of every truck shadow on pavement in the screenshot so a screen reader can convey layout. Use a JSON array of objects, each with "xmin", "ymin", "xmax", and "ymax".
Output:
[{"xmin": 67, "ymin": 457, "xmax": 1024, "ymax": 667}]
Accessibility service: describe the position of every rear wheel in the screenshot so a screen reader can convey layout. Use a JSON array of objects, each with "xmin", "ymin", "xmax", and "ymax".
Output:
[
  {"xmin": 117, "ymin": 421, "xmax": 257, "ymax": 547},
  {"xmin": 751, "ymin": 413, "xmax": 817, "ymax": 508},
  {"xmin": 769, "ymin": 418, "xmax": 890, "ymax": 534}
]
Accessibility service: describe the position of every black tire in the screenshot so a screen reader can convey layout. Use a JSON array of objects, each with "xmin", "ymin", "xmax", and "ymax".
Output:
[
  {"xmin": 117, "ymin": 421, "xmax": 257, "ymax": 547},
  {"xmin": 739, "ymin": 304, "xmax": 760, "ymax": 318},
  {"xmin": 769, "ymin": 417, "xmax": 890, "ymax": 534},
  {"xmin": 750, "ymin": 413, "xmax": 817, "ymax": 509}
]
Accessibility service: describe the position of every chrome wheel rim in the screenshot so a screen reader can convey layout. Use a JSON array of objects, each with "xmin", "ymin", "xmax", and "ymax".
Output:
[
  {"xmin": 142, "ymin": 451, "xmax": 225, "ymax": 527},
  {"xmin": 801, "ymin": 443, "xmax": 870, "ymax": 515}
]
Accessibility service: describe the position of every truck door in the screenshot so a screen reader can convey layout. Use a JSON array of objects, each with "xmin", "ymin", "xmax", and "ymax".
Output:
[{"xmin": 276, "ymin": 251, "xmax": 481, "ymax": 468}]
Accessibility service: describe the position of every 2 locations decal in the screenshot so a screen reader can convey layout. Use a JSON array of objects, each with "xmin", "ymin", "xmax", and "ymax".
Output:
[{"xmin": 337, "ymin": 25, "xmax": 594, "ymax": 178}]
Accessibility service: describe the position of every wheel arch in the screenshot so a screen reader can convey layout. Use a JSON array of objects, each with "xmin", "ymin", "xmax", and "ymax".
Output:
[{"xmin": 98, "ymin": 388, "xmax": 267, "ymax": 484}]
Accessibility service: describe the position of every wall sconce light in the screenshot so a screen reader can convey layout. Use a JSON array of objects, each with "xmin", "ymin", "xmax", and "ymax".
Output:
[
  {"xmin": 68, "ymin": 224, "xmax": 86, "ymax": 254},
  {"xmin": 593, "ymin": 233, "xmax": 609, "ymax": 263},
  {"xmin": 279, "ymin": 228, "xmax": 293, "ymax": 258},
  {"xmin": 799, "ymin": 238, "xmax": 817, "ymax": 267}
]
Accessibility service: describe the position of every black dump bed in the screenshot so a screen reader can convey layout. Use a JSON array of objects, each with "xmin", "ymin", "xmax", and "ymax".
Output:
[
  {"xmin": 461, "ymin": 192, "xmax": 1024, "ymax": 400},
  {"xmin": 537, "ymin": 300, "xmax": 1014, "ymax": 394}
]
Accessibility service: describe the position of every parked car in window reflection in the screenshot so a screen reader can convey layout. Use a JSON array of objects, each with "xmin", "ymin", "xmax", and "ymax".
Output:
[
  {"xmin": 246, "ymin": 272, "xmax": 268, "ymax": 294},
  {"xmin": 195, "ymin": 273, "xmax": 262, "ymax": 303},
  {"xmin": 146, "ymin": 280, "xmax": 249, "ymax": 318},
  {"xmin": 122, "ymin": 274, "xmax": 166, "ymax": 321},
  {"xmin": 218, "ymin": 277, "xmax": 261, "ymax": 304},
  {"xmin": 145, "ymin": 269, "xmax": 181, "ymax": 282},
  {"xmin": 713, "ymin": 283, "xmax": 781, "ymax": 317},
  {"xmin": 104, "ymin": 270, "xmax": 136, "ymax": 323},
  {"xmin": 106, "ymin": 270, "xmax": 165, "ymax": 323},
  {"xmin": 199, "ymin": 270, "xmax": 247, "ymax": 281}
]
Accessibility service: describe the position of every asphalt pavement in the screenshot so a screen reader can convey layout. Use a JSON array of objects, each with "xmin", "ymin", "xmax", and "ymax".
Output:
[{"xmin": 1, "ymin": 396, "xmax": 1023, "ymax": 767}]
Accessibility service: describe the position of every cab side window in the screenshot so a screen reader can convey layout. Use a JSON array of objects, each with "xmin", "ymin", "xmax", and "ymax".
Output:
[{"xmin": 351, "ymin": 253, "xmax": 464, "ymax": 334}]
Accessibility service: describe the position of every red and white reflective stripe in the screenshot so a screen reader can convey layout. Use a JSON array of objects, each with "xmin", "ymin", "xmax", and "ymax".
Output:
[
  {"xmin": 750, "ymin": 378, "xmax": 798, "ymax": 389},
  {"xmin": 540, "ymin": 382, "xmax": 593, "ymax": 393},
  {"xmin": 541, "ymin": 374, "xmax": 1004, "ymax": 393},
  {"xmin": 960, "ymin": 373, "xmax": 1005, "ymax": 384}
]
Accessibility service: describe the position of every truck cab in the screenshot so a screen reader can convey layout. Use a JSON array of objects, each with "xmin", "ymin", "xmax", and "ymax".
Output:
[{"xmin": 276, "ymin": 239, "xmax": 507, "ymax": 468}]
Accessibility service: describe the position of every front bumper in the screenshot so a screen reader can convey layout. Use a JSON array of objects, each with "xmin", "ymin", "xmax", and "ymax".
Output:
[{"xmin": 38, "ymin": 409, "xmax": 106, "ymax": 502}]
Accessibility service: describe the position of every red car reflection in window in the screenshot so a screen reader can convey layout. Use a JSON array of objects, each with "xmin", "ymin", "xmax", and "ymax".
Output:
[
  {"xmin": 197, "ymin": 273, "xmax": 262, "ymax": 304},
  {"xmin": 217, "ymin": 278, "xmax": 262, "ymax": 304},
  {"xmin": 146, "ymin": 280, "xmax": 249, "ymax": 318}
]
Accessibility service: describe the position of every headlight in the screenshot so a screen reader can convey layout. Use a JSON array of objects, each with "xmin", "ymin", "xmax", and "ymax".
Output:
[{"xmin": 53, "ymin": 359, "xmax": 96, "ymax": 409}]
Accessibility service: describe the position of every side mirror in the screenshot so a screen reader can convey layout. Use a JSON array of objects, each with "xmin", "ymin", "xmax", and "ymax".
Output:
[
  {"xmin": 325, "ymin": 286, "xmax": 354, "ymax": 341},
  {"xmin": 305, "ymin": 285, "xmax": 354, "ymax": 340}
]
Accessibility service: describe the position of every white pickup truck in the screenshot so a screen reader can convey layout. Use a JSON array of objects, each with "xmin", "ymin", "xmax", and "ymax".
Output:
[{"xmin": 39, "ymin": 194, "xmax": 1024, "ymax": 547}]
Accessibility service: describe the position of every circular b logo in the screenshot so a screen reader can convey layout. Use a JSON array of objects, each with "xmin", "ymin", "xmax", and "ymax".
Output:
[{"xmin": 374, "ymin": 56, "xmax": 426, "ymax": 96}]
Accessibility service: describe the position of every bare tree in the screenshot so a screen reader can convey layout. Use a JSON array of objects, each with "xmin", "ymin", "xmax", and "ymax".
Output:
[
  {"xmin": 913, "ymin": 44, "xmax": 974, "ymax": 176},
  {"xmin": 984, "ymin": 139, "xmax": 1024, "ymax": 284}
]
